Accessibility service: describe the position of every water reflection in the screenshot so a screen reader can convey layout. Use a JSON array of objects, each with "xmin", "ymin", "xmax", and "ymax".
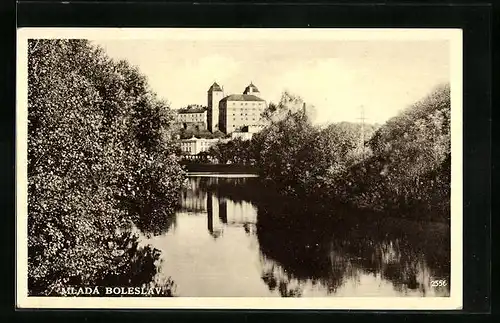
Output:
[{"xmin": 140, "ymin": 176, "xmax": 450, "ymax": 297}]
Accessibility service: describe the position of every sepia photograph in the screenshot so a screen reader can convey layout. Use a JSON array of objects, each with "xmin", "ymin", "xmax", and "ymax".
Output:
[{"xmin": 16, "ymin": 28, "xmax": 463, "ymax": 309}]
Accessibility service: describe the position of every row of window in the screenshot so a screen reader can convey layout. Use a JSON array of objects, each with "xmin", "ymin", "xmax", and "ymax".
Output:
[
  {"xmin": 179, "ymin": 113, "xmax": 205, "ymax": 118},
  {"xmin": 220, "ymin": 107, "xmax": 263, "ymax": 112},
  {"xmin": 225, "ymin": 109, "xmax": 262, "ymax": 113},
  {"xmin": 229, "ymin": 102, "xmax": 263, "ymax": 106},
  {"xmin": 181, "ymin": 141, "xmax": 217, "ymax": 147},
  {"xmin": 231, "ymin": 118, "xmax": 256, "ymax": 121},
  {"xmin": 179, "ymin": 117, "xmax": 205, "ymax": 120},
  {"xmin": 181, "ymin": 146, "xmax": 214, "ymax": 153}
]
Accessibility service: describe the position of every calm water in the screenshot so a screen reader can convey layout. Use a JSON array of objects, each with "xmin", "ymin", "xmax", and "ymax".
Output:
[{"xmin": 139, "ymin": 175, "xmax": 450, "ymax": 297}]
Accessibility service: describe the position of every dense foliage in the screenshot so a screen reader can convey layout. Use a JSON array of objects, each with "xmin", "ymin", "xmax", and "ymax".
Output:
[
  {"xmin": 207, "ymin": 86, "xmax": 451, "ymax": 222},
  {"xmin": 207, "ymin": 138, "xmax": 254, "ymax": 165},
  {"xmin": 27, "ymin": 39, "xmax": 185, "ymax": 295},
  {"xmin": 336, "ymin": 84, "xmax": 451, "ymax": 219}
]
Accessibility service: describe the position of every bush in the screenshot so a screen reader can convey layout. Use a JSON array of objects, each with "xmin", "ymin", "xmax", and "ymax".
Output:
[{"xmin": 27, "ymin": 39, "xmax": 185, "ymax": 295}]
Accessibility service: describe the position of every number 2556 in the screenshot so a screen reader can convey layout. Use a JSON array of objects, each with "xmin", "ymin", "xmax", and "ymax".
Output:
[{"xmin": 430, "ymin": 280, "xmax": 447, "ymax": 287}]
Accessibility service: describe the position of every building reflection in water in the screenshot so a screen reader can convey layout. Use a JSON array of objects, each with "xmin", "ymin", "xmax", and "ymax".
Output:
[
  {"xmin": 219, "ymin": 199, "xmax": 228, "ymax": 224},
  {"xmin": 205, "ymin": 189, "xmax": 257, "ymax": 239},
  {"xmin": 206, "ymin": 191, "xmax": 223, "ymax": 238}
]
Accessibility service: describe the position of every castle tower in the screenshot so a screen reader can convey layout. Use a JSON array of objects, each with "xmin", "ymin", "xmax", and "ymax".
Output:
[
  {"xmin": 243, "ymin": 82, "xmax": 260, "ymax": 96},
  {"xmin": 207, "ymin": 82, "xmax": 224, "ymax": 133}
]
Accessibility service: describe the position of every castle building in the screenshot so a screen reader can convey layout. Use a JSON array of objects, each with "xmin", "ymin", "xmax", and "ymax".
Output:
[
  {"xmin": 207, "ymin": 82, "xmax": 224, "ymax": 133},
  {"xmin": 207, "ymin": 82, "xmax": 266, "ymax": 134}
]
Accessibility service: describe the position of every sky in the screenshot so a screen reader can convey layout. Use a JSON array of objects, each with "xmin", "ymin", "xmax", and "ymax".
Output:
[{"xmin": 91, "ymin": 36, "xmax": 450, "ymax": 125}]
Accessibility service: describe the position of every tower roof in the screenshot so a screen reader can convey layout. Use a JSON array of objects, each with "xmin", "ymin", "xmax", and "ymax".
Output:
[
  {"xmin": 208, "ymin": 82, "xmax": 223, "ymax": 92},
  {"xmin": 243, "ymin": 82, "xmax": 260, "ymax": 94}
]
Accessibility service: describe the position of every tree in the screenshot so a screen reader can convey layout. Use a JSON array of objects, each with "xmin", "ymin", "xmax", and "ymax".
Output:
[
  {"xmin": 261, "ymin": 91, "xmax": 316, "ymax": 124},
  {"xmin": 27, "ymin": 39, "xmax": 185, "ymax": 295},
  {"xmin": 256, "ymin": 110, "xmax": 317, "ymax": 194},
  {"xmin": 339, "ymin": 83, "xmax": 451, "ymax": 219}
]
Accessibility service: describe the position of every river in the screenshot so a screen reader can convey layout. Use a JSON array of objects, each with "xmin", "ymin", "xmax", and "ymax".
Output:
[{"xmin": 138, "ymin": 175, "xmax": 450, "ymax": 297}]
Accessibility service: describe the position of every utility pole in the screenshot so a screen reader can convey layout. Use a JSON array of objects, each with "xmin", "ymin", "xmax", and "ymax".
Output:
[{"xmin": 357, "ymin": 105, "xmax": 367, "ymax": 158}]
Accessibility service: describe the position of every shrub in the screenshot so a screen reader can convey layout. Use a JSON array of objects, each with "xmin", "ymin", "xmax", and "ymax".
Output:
[{"xmin": 27, "ymin": 39, "xmax": 185, "ymax": 295}]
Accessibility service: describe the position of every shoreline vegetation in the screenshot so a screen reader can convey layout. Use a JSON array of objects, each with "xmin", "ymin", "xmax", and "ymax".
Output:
[
  {"xmin": 207, "ymin": 87, "xmax": 451, "ymax": 223},
  {"xmin": 181, "ymin": 162, "xmax": 259, "ymax": 174},
  {"xmin": 28, "ymin": 40, "xmax": 450, "ymax": 296}
]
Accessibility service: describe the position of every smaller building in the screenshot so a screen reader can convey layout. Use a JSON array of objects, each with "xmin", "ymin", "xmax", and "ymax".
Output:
[
  {"xmin": 231, "ymin": 132, "xmax": 254, "ymax": 141},
  {"xmin": 230, "ymin": 125, "xmax": 265, "ymax": 141},
  {"xmin": 179, "ymin": 136, "xmax": 221, "ymax": 155},
  {"xmin": 177, "ymin": 105, "xmax": 208, "ymax": 129},
  {"xmin": 245, "ymin": 125, "xmax": 265, "ymax": 133}
]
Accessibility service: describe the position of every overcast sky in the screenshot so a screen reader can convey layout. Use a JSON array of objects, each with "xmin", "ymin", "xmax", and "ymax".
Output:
[{"xmin": 91, "ymin": 37, "xmax": 449, "ymax": 125}]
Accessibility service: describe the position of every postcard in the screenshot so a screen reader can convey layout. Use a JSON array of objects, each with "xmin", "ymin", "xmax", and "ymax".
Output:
[{"xmin": 16, "ymin": 28, "xmax": 463, "ymax": 309}]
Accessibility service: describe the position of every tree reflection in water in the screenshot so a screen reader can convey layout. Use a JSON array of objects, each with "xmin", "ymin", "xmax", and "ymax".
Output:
[
  {"xmin": 138, "ymin": 176, "xmax": 450, "ymax": 297},
  {"xmin": 134, "ymin": 206, "xmax": 177, "ymax": 238},
  {"xmin": 206, "ymin": 176, "xmax": 451, "ymax": 297},
  {"xmin": 255, "ymin": 196, "xmax": 450, "ymax": 296}
]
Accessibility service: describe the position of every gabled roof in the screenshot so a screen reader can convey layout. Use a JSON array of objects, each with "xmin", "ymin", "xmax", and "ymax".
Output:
[
  {"xmin": 220, "ymin": 94, "xmax": 265, "ymax": 102},
  {"xmin": 208, "ymin": 82, "xmax": 223, "ymax": 92}
]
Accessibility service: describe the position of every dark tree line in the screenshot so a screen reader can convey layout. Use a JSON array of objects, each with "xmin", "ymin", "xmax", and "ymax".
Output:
[{"xmin": 206, "ymin": 85, "xmax": 451, "ymax": 222}]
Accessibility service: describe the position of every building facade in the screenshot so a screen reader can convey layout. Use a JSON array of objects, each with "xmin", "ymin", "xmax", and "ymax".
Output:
[
  {"xmin": 216, "ymin": 83, "xmax": 266, "ymax": 134},
  {"xmin": 177, "ymin": 105, "xmax": 208, "ymax": 129},
  {"xmin": 179, "ymin": 136, "xmax": 222, "ymax": 155}
]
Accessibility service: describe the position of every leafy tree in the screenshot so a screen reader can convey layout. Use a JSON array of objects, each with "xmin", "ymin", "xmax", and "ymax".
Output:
[
  {"xmin": 27, "ymin": 39, "xmax": 185, "ymax": 295},
  {"xmin": 339, "ymin": 84, "xmax": 451, "ymax": 219},
  {"xmin": 261, "ymin": 91, "xmax": 316, "ymax": 124},
  {"xmin": 300, "ymin": 122, "xmax": 376, "ymax": 194},
  {"xmin": 252, "ymin": 86, "xmax": 449, "ymax": 221},
  {"xmin": 256, "ymin": 111, "xmax": 317, "ymax": 194}
]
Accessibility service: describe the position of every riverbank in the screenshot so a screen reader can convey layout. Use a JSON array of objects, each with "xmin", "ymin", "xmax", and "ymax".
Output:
[{"xmin": 181, "ymin": 162, "xmax": 259, "ymax": 175}]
